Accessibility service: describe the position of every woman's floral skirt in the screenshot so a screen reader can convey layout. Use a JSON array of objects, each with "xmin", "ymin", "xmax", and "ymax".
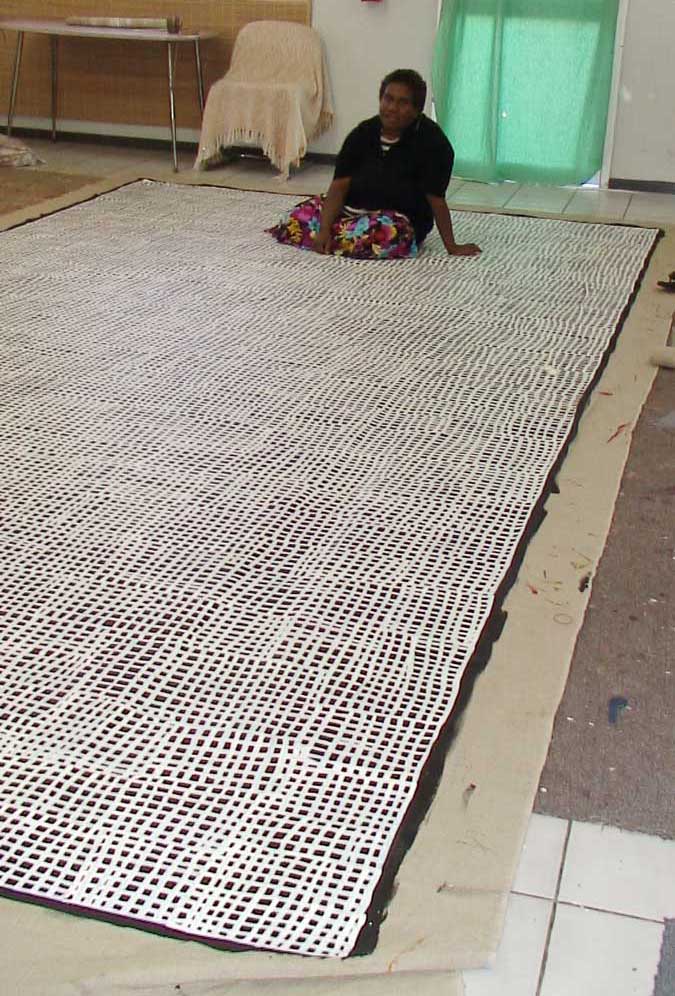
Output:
[{"xmin": 266, "ymin": 195, "xmax": 418, "ymax": 260}]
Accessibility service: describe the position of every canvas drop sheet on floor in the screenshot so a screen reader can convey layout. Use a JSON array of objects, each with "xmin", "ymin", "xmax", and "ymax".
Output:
[{"xmin": 0, "ymin": 182, "xmax": 658, "ymax": 958}]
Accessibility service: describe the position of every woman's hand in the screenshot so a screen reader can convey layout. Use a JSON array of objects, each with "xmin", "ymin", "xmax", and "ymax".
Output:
[
  {"xmin": 312, "ymin": 230, "xmax": 332, "ymax": 254},
  {"xmin": 312, "ymin": 177, "xmax": 351, "ymax": 256},
  {"xmin": 446, "ymin": 242, "xmax": 482, "ymax": 257},
  {"xmin": 426, "ymin": 195, "xmax": 482, "ymax": 259}
]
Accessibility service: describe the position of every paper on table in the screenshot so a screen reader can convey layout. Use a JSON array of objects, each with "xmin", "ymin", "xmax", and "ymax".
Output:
[{"xmin": 65, "ymin": 16, "xmax": 182, "ymax": 32}]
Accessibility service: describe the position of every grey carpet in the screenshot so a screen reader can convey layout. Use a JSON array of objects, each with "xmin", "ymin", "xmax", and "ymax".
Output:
[{"xmin": 536, "ymin": 366, "xmax": 675, "ymax": 838}]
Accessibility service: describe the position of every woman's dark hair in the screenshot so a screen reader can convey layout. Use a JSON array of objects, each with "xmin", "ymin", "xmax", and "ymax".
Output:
[{"xmin": 379, "ymin": 69, "xmax": 427, "ymax": 112}]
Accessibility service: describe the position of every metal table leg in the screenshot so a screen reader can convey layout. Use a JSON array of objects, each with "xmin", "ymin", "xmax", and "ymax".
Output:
[
  {"xmin": 166, "ymin": 40, "xmax": 178, "ymax": 171},
  {"xmin": 50, "ymin": 35, "xmax": 58, "ymax": 141},
  {"xmin": 193, "ymin": 38, "xmax": 205, "ymax": 113},
  {"xmin": 7, "ymin": 31, "xmax": 24, "ymax": 136}
]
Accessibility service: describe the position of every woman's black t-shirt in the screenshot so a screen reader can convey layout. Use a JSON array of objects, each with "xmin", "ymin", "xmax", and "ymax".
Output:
[{"xmin": 333, "ymin": 114, "xmax": 455, "ymax": 243}]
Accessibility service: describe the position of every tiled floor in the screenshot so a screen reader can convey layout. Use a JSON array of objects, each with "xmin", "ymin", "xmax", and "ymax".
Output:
[
  {"xmin": 21, "ymin": 135, "xmax": 675, "ymax": 226},
  {"xmin": 8, "ymin": 135, "xmax": 675, "ymax": 996},
  {"xmin": 463, "ymin": 814, "xmax": 675, "ymax": 995}
]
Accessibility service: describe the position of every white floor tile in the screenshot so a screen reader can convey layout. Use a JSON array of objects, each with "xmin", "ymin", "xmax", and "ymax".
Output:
[
  {"xmin": 178, "ymin": 163, "xmax": 332, "ymax": 198},
  {"xmin": 564, "ymin": 188, "xmax": 632, "ymax": 221},
  {"xmin": 462, "ymin": 894, "xmax": 552, "ymax": 996},
  {"xmin": 512, "ymin": 813, "xmax": 569, "ymax": 900},
  {"xmin": 624, "ymin": 192, "xmax": 675, "ymax": 225},
  {"xmin": 447, "ymin": 177, "xmax": 467, "ymax": 195},
  {"xmin": 27, "ymin": 140, "xmax": 176, "ymax": 175},
  {"xmin": 503, "ymin": 185, "xmax": 575, "ymax": 215},
  {"xmin": 448, "ymin": 180, "xmax": 520, "ymax": 209},
  {"xmin": 559, "ymin": 822, "xmax": 675, "ymax": 921},
  {"xmin": 26, "ymin": 149, "xmax": 98, "ymax": 174},
  {"xmin": 540, "ymin": 904, "xmax": 663, "ymax": 996}
]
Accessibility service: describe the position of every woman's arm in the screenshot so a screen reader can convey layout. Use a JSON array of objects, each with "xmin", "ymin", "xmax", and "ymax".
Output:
[
  {"xmin": 314, "ymin": 177, "xmax": 351, "ymax": 253},
  {"xmin": 426, "ymin": 194, "xmax": 481, "ymax": 257}
]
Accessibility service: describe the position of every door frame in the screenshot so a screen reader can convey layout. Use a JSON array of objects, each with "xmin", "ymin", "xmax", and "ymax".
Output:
[{"xmin": 600, "ymin": 0, "xmax": 631, "ymax": 187}]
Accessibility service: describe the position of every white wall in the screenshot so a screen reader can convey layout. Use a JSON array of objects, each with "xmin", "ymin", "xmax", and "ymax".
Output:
[
  {"xmin": 312, "ymin": 0, "xmax": 675, "ymax": 186},
  {"xmin": 607, "ymin": 0, "xmax": 675, "ymax": 183},
  {"xmin": 310, "ymin": 0, "xmax": 440, "ymax": 154}
]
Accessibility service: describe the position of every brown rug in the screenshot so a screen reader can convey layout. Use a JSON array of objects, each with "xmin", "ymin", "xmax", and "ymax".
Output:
[
  {"xmin": 536, "ymin": 363, "xmax": 675, "ymax": 838},
  {"xmin": 0, "ymin": 169, "xmax": 102, "ymax": 216}
]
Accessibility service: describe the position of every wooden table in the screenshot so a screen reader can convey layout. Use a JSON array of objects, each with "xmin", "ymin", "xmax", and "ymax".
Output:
[{"xmin": 0, "ymin": 17, "xmax": 217, "ymax": 170}]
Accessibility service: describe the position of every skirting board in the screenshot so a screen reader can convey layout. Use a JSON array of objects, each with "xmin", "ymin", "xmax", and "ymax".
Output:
[
  {"xmin": 609, "ymin": 177, "xmax": 675, "ymax": 195},
  {"xmin": 1, "ymin": 115, "xmax": 201, "ymax": 145}
]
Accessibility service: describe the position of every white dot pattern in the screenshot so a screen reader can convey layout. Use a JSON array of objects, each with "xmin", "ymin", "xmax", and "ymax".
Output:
[{"xmin": 0, "ymin": 181, "xmax": 658, "ymax": 956}]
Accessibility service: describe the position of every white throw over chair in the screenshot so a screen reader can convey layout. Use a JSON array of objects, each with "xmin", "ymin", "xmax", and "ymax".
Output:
[{"xmin": 195, "ymin": 20, "xmax": 334, "ymax": 179}]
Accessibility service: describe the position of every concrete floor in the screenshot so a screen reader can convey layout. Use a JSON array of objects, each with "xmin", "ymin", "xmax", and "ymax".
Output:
[{"xmin": 3, "ymin": 136, "xmax": 675, "ymax": 996}]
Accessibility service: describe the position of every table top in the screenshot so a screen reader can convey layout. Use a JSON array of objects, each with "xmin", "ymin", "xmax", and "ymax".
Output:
[{"xmin": 0, "ymin": 17, "xmax": 217, "ymax": 42}]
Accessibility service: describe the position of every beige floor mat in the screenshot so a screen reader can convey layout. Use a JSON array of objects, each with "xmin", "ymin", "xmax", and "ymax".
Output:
[{"xmin": 0, "ymin": 168, "xmax": 103, "ymax": 216}]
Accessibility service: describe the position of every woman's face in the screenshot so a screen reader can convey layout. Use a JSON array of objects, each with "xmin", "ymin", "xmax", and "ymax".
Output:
[{"xmin": 379, "ymin": 83, "xmax": 419, "ymax": 134}]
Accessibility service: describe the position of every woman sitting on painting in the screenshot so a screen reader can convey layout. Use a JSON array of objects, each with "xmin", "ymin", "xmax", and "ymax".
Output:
[{"xmin": 268, "ymin": 69, "xmax": 480, "ymax": 260}]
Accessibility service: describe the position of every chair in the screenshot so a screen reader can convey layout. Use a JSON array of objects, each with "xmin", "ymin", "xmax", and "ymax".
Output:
[{"xmin": 195, "ymin": 20, "xmax": 334, "ymax": 180}]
